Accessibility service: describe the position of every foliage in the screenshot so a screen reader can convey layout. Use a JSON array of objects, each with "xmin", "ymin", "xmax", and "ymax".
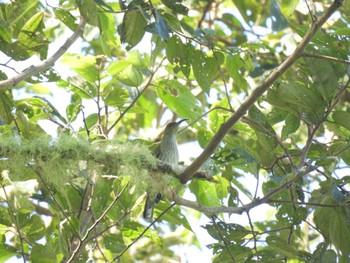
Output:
[{"xmin": 0, "ymin": 0, "xmax": 350, "ymax": 262}]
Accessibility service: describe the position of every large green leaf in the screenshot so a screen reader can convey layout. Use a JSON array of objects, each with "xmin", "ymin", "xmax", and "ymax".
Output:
[
  {"xmin": 280, "ymin": 0, "xmax": 298, "ymax": 17},
  {"xmin": 0, "ymin": 9, "xmax": 11, "ymax": 42},
  {"xmin": 76, "ymin": 0, "xmax": 99, "ymax": 26},
  {"xmin": 61, "ymin": 54, "xmax": 99, "ymax": 82},
  {"xmin": 267, "ymin": 82, "xmax": 325, "ymax": 124},
  {"xmin": 31, "ymin": 243, "xmax": 57, "ymax": 262},
  {"xmin": 53, "ymin": 8, "xmax": 77, "ymax": 31},
  {"xmin": 120, "ymin": 9, "xmax": 147, "ymax": 50},
  {"xmin": 266, "ymin": 236, "xmax": 301, "ymax": 259},
  {"xmin": 58, "ymin": 77, "xmax": 97, "ymax": 99},
  {"xmin": 306, "ymin": 58, "xmax": 340, "ymax": 103},
  {"xmin": 0, "ymin": 90, "xmax": 13, "ymax": 123},
  {"xmin": 102, "ymin": 83, "xmax": 129, "ymax": 106},
  {"xmin": 333, "ymin": 111, "xmax": 350, "ymax": 131},
  {"xmin": 314, "ymin": 192, "xmax": 350, "ymax": 257},
  {"xmin": 161, "ymin": 0, "xmax": 189, "ymax": 15},
  {"xmin": 157, "ymin": 79, "xmax": 202, "ymax": 120},
  {"xmin": 248, "ymin": 105, "xmax": 277, "ymax": 151},
  {"xmin": 154, "ymin": 9, "xmax": 171, "ymax": 39},
  {"xmin": 17, "ymin": 11, "xmax": 48, "ymax": 59},
  {"xmin": 191, "ymin": 50, "xmax": 211, "ymax": 93},
  {"xmin": 99, "ymin": 12, "xmax": 118, "ymax": 57},
  {"xmin": 281, "ymin": 113, "xmax": 300, "ymax": 140},
  {"xmin": 166, "ymin": 35, "xmax": 185, "ymax": 64},
  {"xmin": 116, "ymin": 65, "xmax": 143, "ymax": 86},
  {"xmin": 189, "ymin": 179, "xmax": 220, "ymax": 207}
]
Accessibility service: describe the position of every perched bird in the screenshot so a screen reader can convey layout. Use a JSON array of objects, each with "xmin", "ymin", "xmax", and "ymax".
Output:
[{"xmin": 143, "ymin": 118, "xmax": 188, "ymax": 220}]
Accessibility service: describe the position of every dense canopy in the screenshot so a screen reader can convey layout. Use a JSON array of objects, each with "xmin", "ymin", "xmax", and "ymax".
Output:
[{"xmin": 1, "ymin": 0, "xmax": 350, "ymax": 262}]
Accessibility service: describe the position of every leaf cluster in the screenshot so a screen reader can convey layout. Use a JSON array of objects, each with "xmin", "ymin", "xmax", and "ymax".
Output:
[{"xmin": 1, "ymin": 0, "xmax": 350, "ymax": 262}]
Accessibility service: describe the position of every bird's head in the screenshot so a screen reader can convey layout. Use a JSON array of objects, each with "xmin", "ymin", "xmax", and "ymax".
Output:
[{"xmin": 163, "ymin": 118, "xmax": 189, "ymax": 135}]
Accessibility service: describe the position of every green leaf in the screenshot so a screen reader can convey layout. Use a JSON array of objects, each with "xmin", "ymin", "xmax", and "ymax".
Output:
[
  {"xmin": 59, "ymin": 216, "xmax": 79, "ymax": 257},
  {"xmin": 189, "ymin": 180, "xmax": 220, "ymax": 206},
  {"xmin": 18, "ymin": 12, "xmax": 44, "ymax": 42},
  {"xmin": 120, "ymin": 9, "xmax": 147, "ymax": 50},
  {"xmin": 248, "ymin": 105, "xmax": 277, "ymax": 150},
  {"xmin": 25, "ymin": 84, "xmax": 51, "ymax": 95},
  {"xmin": 0, "ymin": 10, "xmax": 11, "ymax": 42},
  {"xmin": 0, "ymin": 207, "xmax": 12, "ymax": 226},
  {"xmin": 76, "ymin": 0, "xmax": 99, "ymax": 26},
  {"xmin": 306, "ymin": 58, "xmax": 340, "ymax": 103},
  {"xmin": 206, "ymin": 52, "xmax": 224, "ymax": 80},
  {"xmin": 314, "ymin": 193, "xmax": 350, "ymax": 256},
  {"xmin": 61, "ymin": 54, "xmax": 99, "ymax": 82},
  {"xmin": 333, "ymin": 27, "xmax": 350, "ymax": 36},
  {"xmin": 204, "ymin": 222, "xmax": 249, "ymax": 242},
  {"xmin": 103, "ymin": 234, "xmax": 126, "ymax": 253},
  {"xmin": 85, "ymin": 113, "xmax": 98, "ymax": 129},
  {"xmin": 99, "ymin": 12, "xmax": 118, "ymax": 57},
  {"xmin": 17, "ymin": 11, "xmax": 48, "ymax": 59},
  {"xmin": 166, "ymin": 35, "xmax": 185, "ymax": 64},
  {"xmin": 102, "ymin": 84, "xmax": 129, "ymax": 106},
  {"xmin": 281, "ymin": 114, "xmax": 300, "ymax": 140},
  {"xmin": 31, "ymin": 244, "xmax": 57, "ymax": 262},
  {"xmin": 267, "ymin": 82, "xmax": 325, "ymax": 124},
  {"xmin": 108, "ymin": 60, "xmax": 131, "ymax": 75},
  {"xmin": 161, "ymin": 0, "xmax": 189, "ymax": 15},
  {"xmin": 0, "ymin": 243, "xmax": 16, "ymax": 262},
  {"xmin": 162, "ymin": 12, "xmax": 183, "ymax": 33},
  {"xmin": 0, "ymin": 90, "xmax": 13, "ymax": 123},
  {"xmin": 155, "ymin": 202, "xmax": 193, "ymax": 231},
  {"xmin": 58, "ymin": 77, "xmax": 97, "ymax": 99},
  {"xmin": 191, "ymin": 50, "xmax": 211, "ymax": 93},
  {"xmin": 157, "ymin": 79, "xmax": 202, "ymax": 120},
  {"xmin": 266, "ymin": 236, "xmax": 300, "ymax": 258},
  {"xmin": 280, "ymin": 0, "xmax": 298, "ymax": 17},
  {"xmin": 25, "ymin": 214, "xmax": 46, "ymax": 241},
  {"xmin": 214, "ymin": 176, "xmax": 230, "ymax": 199},
  {"xmin": 94, "ymin": 0, "xmax": 114, "ymax": 12},
  {"xmin": 154, "ymin": 9, "xmax": 170, "ymax": 39},
  {"xmin": 66, "ymin": 93, "xmax": 82, "ymax": 122},
  {"xmin": 333, "ymin": 110, "xmax": 350, "ymax": 131},
  {"xmin": 225, "ymin": 54, "xmax": 248, "ymax": 92},
  {"xmin": 116, "ymin": 65, "xmax": 143, "ymax": 86},
  {"xmin": 53, "ymin": 8, "xmax": 77, "ymax": 31}
]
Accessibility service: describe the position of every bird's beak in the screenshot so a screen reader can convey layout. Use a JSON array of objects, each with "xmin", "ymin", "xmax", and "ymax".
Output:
[{"xmin": 177, "ymin": 118, "xmax": 189, "ymax": 125}]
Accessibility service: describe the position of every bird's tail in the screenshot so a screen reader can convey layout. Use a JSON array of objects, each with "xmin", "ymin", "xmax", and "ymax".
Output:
[{"xmin": 143, "ymin": 196, "xmax": 155, "ymax": 220}]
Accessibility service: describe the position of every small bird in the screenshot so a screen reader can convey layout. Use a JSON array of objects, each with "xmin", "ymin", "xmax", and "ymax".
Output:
[{"xmin": 143, "ymin": 118, "xmax": 188, "ymax": 220}]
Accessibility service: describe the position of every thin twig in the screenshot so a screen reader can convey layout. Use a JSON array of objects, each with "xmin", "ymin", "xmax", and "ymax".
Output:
[
  {"xmin": 113, "ymin": 202, "xmax": 176, "ymax": 261},
  {"xmin": 32, "ymin": 165, "xmax": 81, "ymax": 238},
  {"xmin": 107, "ymin": 58, "xmax": 166, "ymax": 135},
  {"xmin": 0, "ymin": 17, "xmax": 86, "ymax": 89},
  {"xmin": 65, "ymin": 181, "xmax": 130, "ymax": 263},
  {"xmin": 0, "ymin": 180, "xmax": 26, "ymax": 262},
  {"xmin": 302, "ymin": 52, "xmax": 350, "ymax": 65},
  {"xmin": 212, "ymin": 216, "xmax": 236, "ymax": 263}
]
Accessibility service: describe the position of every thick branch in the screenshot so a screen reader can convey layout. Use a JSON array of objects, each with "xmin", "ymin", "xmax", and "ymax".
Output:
[
  {"xmin": 0, "ymin": 17, "xmax": 86, "ymax": 90},
  {"xmin": 180, "ymin": 0, "xmax": 343, "ymax": 183}
]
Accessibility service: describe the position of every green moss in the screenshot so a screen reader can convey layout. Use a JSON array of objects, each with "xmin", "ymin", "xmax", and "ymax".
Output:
[{"xmin": 0, "ymin": 135, "xmax": 158, "ymax": 196}]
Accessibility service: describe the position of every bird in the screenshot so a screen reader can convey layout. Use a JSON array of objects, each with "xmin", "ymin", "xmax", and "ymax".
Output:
[{"xmin": 143, "ymin": 118, "xmax": 188, "ymax": 220}]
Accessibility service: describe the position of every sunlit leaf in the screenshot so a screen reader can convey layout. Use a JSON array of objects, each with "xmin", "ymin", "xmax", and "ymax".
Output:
[
  {"xmin": 157, "ymin": 79, "xmax": 202, "ymax": 120},
  {"xmin": 61, "ymin": 54, "xmax": 99, "ymax": 82},
  {"xmin": 120, "ymin": 9, "xmax": 147, "ymax": 50}
]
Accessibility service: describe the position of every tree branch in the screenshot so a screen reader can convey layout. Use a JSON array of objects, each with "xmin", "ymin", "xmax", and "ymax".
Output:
[
  {"xmin": 173, "ymin": 175, "xmax": 346, "ymax": 216},
  {"xmin": 302, "ymin": 52, "xmax": 350, "ymax": 65},
  {"xmin": 0, "ymin": 17, "xmax": 86, "ymax": 90},
  {"xmin": 180, "ymin": 0, "xmax": 344, "ymax": 183}
]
